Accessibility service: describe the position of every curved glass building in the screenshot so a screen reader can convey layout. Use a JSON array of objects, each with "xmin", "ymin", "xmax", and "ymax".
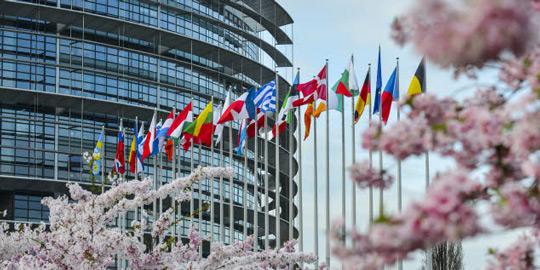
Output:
[{"xmin": 0, "ymin": 0, "xmax": 297, "ymax": 253}]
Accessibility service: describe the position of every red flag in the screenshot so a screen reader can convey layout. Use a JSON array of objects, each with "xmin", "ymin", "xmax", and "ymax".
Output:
[{"xmin": 165, "ymin": 138, "xmax": 174, "ymax": 162}]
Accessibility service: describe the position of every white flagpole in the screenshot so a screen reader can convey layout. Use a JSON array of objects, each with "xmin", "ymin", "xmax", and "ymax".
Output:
[
  {"xmin": 341, "ymin": 82, "xmax": 346, "ymax": 247},
  {"xmin": 229, "ymin": 110, "xmax": 234, "ymax": 244},
  {"xmin": 133, "ymin": 116, "xmax": 139, "ymax": 225},
  {"xmin": 325, "ymin": 59, "xmax": 331, "ymax": 268},
  {"xmin": 264, "ymin": 112, "xmax": 270, "ymax": 249},
  {"xmin": 219, "ymin": 122, "xmax": 225, "ymax": 242},
  {"xmin": 210, "ymin": 99, "xmax": 215, "ymax": 243},
  {"xmin": 368, "ymin": 64, "xmax": 373, "ymax": 224},
  {"xmin": 243, "ymin": 128, "xmax": 248, "ymax": 239},
  {"xmin": 118, "ymin": 119, "xmax": 124, "ymax": 269},
  {"xmin": 296, "ymin": 69, "xmax": 304, "ymax": 254},
  {"xmin": 171, "ymin": 109, "xmax": 176, "ymax": 240},
  {"xmin": 101, "ymin": 125, "xmax": 105, "ymax": 194},
  {"xmin": 425, "ymin": 60, "xmax": 433, "ymax": 270},
  {"xmin": 198, "ymin": 142, "xmax": 202, "ymax": 256},
  {"xmin": 190, "ymin": 140, "xmax": 194, "ymax": 226},
  {"xmin": 351, "ymin": 59, "xmax": 357, "ymax": 230},
  {"xmin": 275, "ymin": 72, "xmax": 281, "ymax": 249},
  {"xmin": 253, "ymin": 113, "xmax": 259, "ymax": 251},
  {"xmin": 396, "ymin": 58, "xmax": 403, "ymax": 270},
  {"xmin": 313, "ymin": 112, "xmax": 319, "ymax": 269},
  {"xmin": 288, "ymin": 96, "xmax": 294, "ymax": 243}
]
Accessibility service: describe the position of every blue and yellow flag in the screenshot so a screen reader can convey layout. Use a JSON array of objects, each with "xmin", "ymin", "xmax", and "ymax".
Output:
[{"xmin": 92, "ymin": 129, "xmax": 104, "ymax": 175}]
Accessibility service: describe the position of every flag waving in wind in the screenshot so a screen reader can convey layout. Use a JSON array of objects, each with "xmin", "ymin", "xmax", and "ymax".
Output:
[
  {"xmin": 141, "ymin": 112, "xmax": 157, "ymax": 162},
  {"xmin": 218, "ymin": 88, "xmax": 255, "ymax": 124},
  {"xmin": 167, "ymin": 102, "xmax": 193, "ymax": 140},
  {"xmin": 354, "ymin": 69, "xmax": 371, "ymax": 124},
  {"xmin": 253, "ymin": 80, "xmax": 277, "ymax": 114},
  {"xmin": 373, "ymin": 47, "xmax": 383, "ymax": 115},
  {"xmin": 304, "ymin": 102, "xmax": 314, "ymax": 140},
  {"xmin": 331, "ymin": 56, "xmax": 359, "ymax": 112},
  {"xmin": 313, "ymin": 63, "xmax": 335, "ymax": 118},
  {"xmin": 407, "ymin": 58, "xmax": 426, "ymax": 96},
  {"xmin": 113, "ymin": 127, "xmax": 126, "ymax": 175},
  {"xmin": 215, "ymin": 91, "xmax": 231, "ymax": 145},
  {"xmin": 381, "ymin": 67, "xmax": 399, "ymax": 124},
  {"xmin": 92, "ymin": 129, "xmax": 104, "ymax": 175},
  {"xmin": 183, "ymin": 101, "xmax": 213, "ymax": 147}
]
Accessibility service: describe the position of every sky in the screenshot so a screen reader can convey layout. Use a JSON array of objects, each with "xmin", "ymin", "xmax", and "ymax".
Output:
[{"xmin": 271, "ymin": 0, "xmax": 523, "ymax": 269}]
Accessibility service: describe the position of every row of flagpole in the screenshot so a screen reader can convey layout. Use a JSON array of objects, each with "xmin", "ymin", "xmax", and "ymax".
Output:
[{"xmin": 90, "ymin": 47, "xmax": 428, "ymax": 268}]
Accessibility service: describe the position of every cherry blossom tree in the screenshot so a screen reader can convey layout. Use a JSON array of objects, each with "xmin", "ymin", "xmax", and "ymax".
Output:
[
  {"xmin": 333, "ymin": 0, "xmax": 540, "ymax": 269},
  {"xmin": 0, "ymin": 153, "xmax": 318, "ymax": 269}
]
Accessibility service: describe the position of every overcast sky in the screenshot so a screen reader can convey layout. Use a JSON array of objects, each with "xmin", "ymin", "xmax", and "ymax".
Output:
[{"xmin": 273, "ymin": 0, "xmax": 523, "ymax": 269}]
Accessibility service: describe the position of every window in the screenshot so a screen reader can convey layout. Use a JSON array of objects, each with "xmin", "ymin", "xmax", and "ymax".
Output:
[{"xmin": 14, "ymin": 193, "xmax": 51, "ymax": 223}]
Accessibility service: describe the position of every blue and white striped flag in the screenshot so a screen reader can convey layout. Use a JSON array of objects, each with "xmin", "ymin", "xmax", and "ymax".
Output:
[{"xmin": 253, "ymin": 79, "xmax": 276, "ymax": 114}]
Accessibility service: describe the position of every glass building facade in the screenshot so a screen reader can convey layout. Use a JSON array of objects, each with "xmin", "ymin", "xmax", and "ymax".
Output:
[{"xmin": 0, "ymin": 0, "xmax": 297, "ymax": 253}]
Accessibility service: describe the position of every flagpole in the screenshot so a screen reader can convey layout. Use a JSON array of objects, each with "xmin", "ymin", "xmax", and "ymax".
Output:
[
  {"xmin": 341, "ymin": 79, "xmax": 346, "ymax": 248},
  {"xmin": 288, "ymin": 92, "xmax": 294, "ymax": 243},
  {"xmin": 198, "ymin": 142, "xmax": 203, "ymax": 256},
  {"xmin": 132, "ymin": 119, "xmax": 137, "ymax": 238},
  {"xmin": 368, "ymin": 64, "xmax": 373, "ymax": 224},
  {"xmin": 313, "ymin": 110, "xmax": 319, "ymax": 269},
  {"xmin": 210, "ymin": 98, "xmax": 215, "ymax": 243},
  {"xmin": 275, "ymin": 72, "xmax": 281, "ymax": 249},
  {"xmin": 229, "ymin": 109, "xmax": 234, "ymax": 244},
  {"xmin": 253, "ymin": 110, "xmax": 259, "ymax": 251},
  {"xmin": 325, "ymin": 59, "xmax": 331, "ymax": 268},
  {"xmin": 425, "ymin": 59, "xmax": 433, "ymax": 270},
  {"xmin": 243, "ymin": 131, "xmax": 248, "ymax": 239},
  {"xmin": 101, "ymin": 125, "xmax": 105, "ymax": 194},
  {"xmin": 396, "ymin": 58, "xmax": 403, "ymax": 270},
  {"xmin": 219, "ymin": 122, "xmax": 225, "ymax": 242},
  {"xmin": 118, "ymin": 119, "xmax": 124, "ymax": 269},
  {"xmin": 296, "ymin": 68, "xmax": 304, "ymax": 255},
  {"xmin": 351, "ymin": 57, "xmax": 357, "ymax": 230},
  {"xmin": 171, "ymin": 109, "xmax": 177, "ymax": 240},
  {"xmin": 264, "ymin": 112, "xmax": 270, "ymax": 249}
]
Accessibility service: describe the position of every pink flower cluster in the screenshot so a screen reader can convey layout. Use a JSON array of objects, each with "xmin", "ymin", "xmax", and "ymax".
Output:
[
  {"xmin": 0, "ymin": 165, "xmax": 319, "ymax": 269},
  {"xmin": 334, "ymin": 171, "xmax": 483, "ymax": 268},
  {"xmin": 392, "ymin": 0, "xmax": 537, "ymax": 69},
  {"xmin": 349, "ymin": 161, "xmax": 394, "ymax": 190},
  {"xmin": 487, "ymin": 234, "xmax": 535, "ymax": 270}
]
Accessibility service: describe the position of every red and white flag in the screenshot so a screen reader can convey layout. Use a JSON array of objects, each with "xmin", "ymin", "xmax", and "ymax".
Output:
[{"xmin": 167, "ymin": 102, "xmax": 193, "ymax": 139}]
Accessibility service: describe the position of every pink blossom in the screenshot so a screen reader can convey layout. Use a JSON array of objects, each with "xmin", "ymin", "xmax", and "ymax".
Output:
[{"xmin": 349, "ymin": 161, "xmax": 394, "ymax": 190}]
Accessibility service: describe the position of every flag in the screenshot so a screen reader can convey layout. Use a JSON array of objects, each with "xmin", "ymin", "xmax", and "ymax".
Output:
[
  {"xmin": 283, "ymin": 72, "xmax": 300, "ymax": 118},
  {"xmin": 373, "ymin": 47, "xmax": 383, "ymax": 115},
  {"xmin": 331, "ymin": 56, "xmax": 359, "ymax": 112},
  {"xmin": 217, "ymin": 88, "xmax": 256, "ymax": 124},
  {"xmin": 381, "ymin": 67, "xmax": 399, "ymax": 124},
  {"xmin": 113, "ymin": 128, "xmax": 126, "ymax": 175},
  {"xmin": 246, "ymin": 109, "xmax": 265, "ymax": 138},
  {"xmin": 304, "ymin": 102, "xmax": 314, "ymax": 140},
  {"xmin": 167, "ymin": 102, "xmax": 193, "ymax": 139},
  {"xmin": 333, "ymin": 55, "xmax": 358, "ymax": 97},
  {"xmin": 215, "ymin": 91, "xmax": 230, "ymax": 145},
  {"xmin": 150, "ymin": 120, "xmax": 162, "ymax": 156},
  {"xmin": 141, "ymin": 112, "xmax": 157, "ymax": 162},
  {"xmin": 135, "ymin": 122, "xmax": 145, "ymax": 172},
  {"xmin": 253, "ymin": 80, "xmax": 276, "ymax": 114},
  {"xmin": 164, "ymin": 138, "xmax": 174, "ymax": 162},
  {"xmin": 183, "ymin": 101, "xmax": 213, "ymax": 147},
  {"xmin": 156, "ymin": 110, "xmax": 174, "ymax": 151},
  {"xmin": 268, "ymin": 85, "xmax": 299, "ymax": 139},
  {"xmin": 237, "ymin": 119, "xmax": 248, "ymax": 155},
  {"xmin": 354, "ymin": 69, "xmax": 371, "ymax": 124},
  {"xmin": 407, "ymin": 57, "xmax": 425, "ymax": 96},
  {"xmin": 92, "ymin": 129, "xmax": 104, "ymax": 175},
  {"xmin": 313, "ymin": 63, "xmax": 336, "ymax": 118},
  {"xmin": 128, "ymin": 122, "xmax": 138, "ymax": 174}
]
